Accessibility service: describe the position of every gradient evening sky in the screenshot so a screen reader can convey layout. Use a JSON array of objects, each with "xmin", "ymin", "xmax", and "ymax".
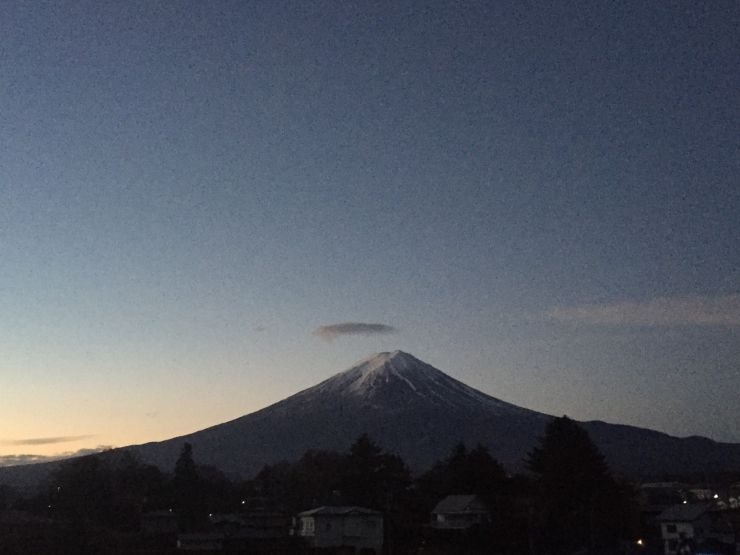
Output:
[{"xmin": 2, "ymin": 1, "xmax": 739, "ymax": 462}]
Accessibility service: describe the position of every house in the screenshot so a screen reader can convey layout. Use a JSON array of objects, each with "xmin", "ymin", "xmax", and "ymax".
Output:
[
  {"xmin": 431, "ymin": 494, "xmax": 490, "ymax": 530},
  {"xmin": 657, "ymin": 503, "xmax": 737, "ymax": 555},
  {"xmin": 294, "ymin": 506, "xmax": 383, "ymax": 555}
]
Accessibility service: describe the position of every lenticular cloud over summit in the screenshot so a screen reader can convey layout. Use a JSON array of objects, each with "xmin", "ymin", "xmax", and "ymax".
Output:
[{"xmin": 313, "ymin": 322, "xmax": 397, "ymax": 341}]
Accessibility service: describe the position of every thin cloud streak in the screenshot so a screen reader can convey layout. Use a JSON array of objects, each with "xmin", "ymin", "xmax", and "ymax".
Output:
[
  {"xmin": 3, "ymin": 435, "xmax": 94, "ymax": 446},
  {"xmin": 544, "ymin": 294, "xmax": 740, "ymax": 327},
  {"xmin": 313, "ymin": 322, "xmax": 398, "ymax": 341}
]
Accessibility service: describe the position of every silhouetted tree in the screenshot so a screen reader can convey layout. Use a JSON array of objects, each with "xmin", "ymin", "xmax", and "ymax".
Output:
[
  {"xmin": 417, "ymin": 443, "xmax": 506, "ymax": 509},
  {"xmin": 109, "ymin": 451, "xmax": 168, "ymax": 529},
  {"xmin": 173, "ymin": 443, "xmax": 206, "ymax": 531},
  {"xmin": 198, "ymin": 464, "xmax": 239, "ymax": 513},
  {"xmin": 341, "ymin": 434, "xmax": 411, "ymax": 510},
  {"xmin": 247, "ymin": 437, "xmax": 413, "ymax": 514},
  {"xmin": 253, "ymin": 461, "xmax": 292, "ymax": 502},
  {"xmin": 45, "ymin": 450, "xmax": 164, "ymax": 542},
  {"xmin": 287, "ymin": 450, "xmax": 345, "ymax": 510},
  {"xmin": 50, "ymin": 455, "xmax": 115, "ymax": 526},
  {"xmin": 526, "ymin": 416, "xmax": 631, "ymax": 554}
]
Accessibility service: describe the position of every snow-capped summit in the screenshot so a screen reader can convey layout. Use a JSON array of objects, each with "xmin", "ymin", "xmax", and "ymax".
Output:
[
  {"xmin": 308, "ymin": 350, "xmax": 438, "ymax": 396},
  {"xmin": 328, "ymin": 350, "xmax": 427, "ymax": 396},
  {"xmin": 303, "ymin": 350, "xmax": 534, "ymax": 415},
  {"xmin": 331, "ymin": 350, "xmax": 424, "ymax": 386}
]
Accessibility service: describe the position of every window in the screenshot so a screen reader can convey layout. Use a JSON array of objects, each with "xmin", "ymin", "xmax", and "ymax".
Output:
[{"xmin": 667, "ymin": 524, "xmax": 677, "ymax": 533}]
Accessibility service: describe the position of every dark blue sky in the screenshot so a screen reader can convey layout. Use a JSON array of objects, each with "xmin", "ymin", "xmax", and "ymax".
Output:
[{"xmin": 1, "ymin": 0, "xmax": 738, "ymax": 459}]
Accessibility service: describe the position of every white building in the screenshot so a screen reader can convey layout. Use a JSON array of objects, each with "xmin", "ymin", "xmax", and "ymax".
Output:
[
  {"xmin": 294, "ymin": 506, "xmax": 383, "ymax": 555},
  {"xmin": 657, "ymin": 503, "xmax": 736, "ymax": 555}
]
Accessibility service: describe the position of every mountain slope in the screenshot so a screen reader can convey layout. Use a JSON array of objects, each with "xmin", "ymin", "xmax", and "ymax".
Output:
[{"xmin": 3, "ymin": 351, "xmax": 740, "ymax": 488}]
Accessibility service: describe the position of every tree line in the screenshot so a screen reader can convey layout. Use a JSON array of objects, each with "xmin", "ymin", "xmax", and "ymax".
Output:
[{"xmin": 5, "ymin": 416, "xmax": 641, "ymax": 554}]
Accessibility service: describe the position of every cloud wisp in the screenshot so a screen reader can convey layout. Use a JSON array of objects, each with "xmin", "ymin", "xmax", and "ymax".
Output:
[
  {"xmin": 544, "ymin": 294, "xmax": 740, "ymax": 327},
  {"xmin": 313, "ymin": 322, "xmax": 398, "ymax": 341},
  {"xmin": 3, "ymin": 435, "xmax": 95, "ymax": 446},
  {"xmin": 0, "ymin": 454, "xmax": 51, "ymax": 467},
  {"xmin": 0, "ymin": 445, "xmax": 114, "ymax": 468}
]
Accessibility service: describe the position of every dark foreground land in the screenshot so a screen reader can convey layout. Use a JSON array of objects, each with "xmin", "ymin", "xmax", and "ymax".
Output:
[{"xmin": 2, "ymin": 417, "xmax": 738, "ymax": 555}]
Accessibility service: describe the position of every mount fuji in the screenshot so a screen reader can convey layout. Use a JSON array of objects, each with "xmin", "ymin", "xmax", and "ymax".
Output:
[
  {"xmin": 119, "ymin": 350, "xmax": 740, "ymax": 476},
  {"xmin": 3, "ymin": 351, "xmax": 740, "ymax": 487}
]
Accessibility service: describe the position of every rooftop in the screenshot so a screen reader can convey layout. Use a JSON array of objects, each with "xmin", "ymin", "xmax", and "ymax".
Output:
[
  {"xmin": 432, "ymin": 494, "xmax": 489, "ymax": 514},
  {"xmin": 657, "ymin": 503, "xmax": 715, "ymax": 522},
  {"xmin": 298, "ymin": 506, "xmax": 381, "ymax": 517}
]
